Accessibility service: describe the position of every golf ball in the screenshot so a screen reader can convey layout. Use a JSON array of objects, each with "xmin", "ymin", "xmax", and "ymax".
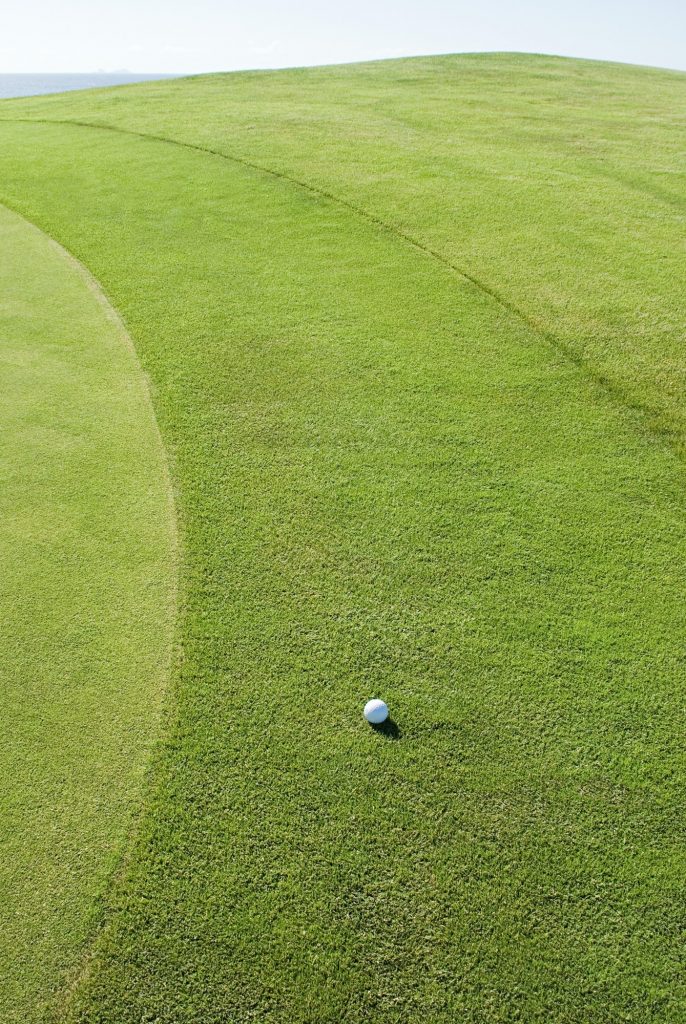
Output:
[{"xmin": 364, "ymin": 698, "xmax": 389, "ymax": 725}]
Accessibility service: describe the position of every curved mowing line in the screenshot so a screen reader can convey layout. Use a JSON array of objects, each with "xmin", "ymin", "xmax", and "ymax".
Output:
[
  {"xmin": 32, "ymin": 212, "xmax": 184, "ymax": 1012},
  {"xmin": 0, "ymin": 193, "xmax": 182, "ymax": 581},
  {"xmin": 0, "ymin": 199, "xmax": 181, "ymax": 1024},
  {"xmin": 1, "ymin": 114, "xmax": 682, "ymax": 463}
]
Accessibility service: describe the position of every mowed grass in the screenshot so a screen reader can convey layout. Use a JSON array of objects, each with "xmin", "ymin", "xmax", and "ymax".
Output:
[
  {"xmin": 0, "ymin": 53, "xmax": 684, "ymax": 1022},
  {"xmin": 9, "ymin": 52, "xmax": 686, "ymax": 455},
  {"xmin": 0, "ymin": 204, "xmax": 176, "ymax": 1023}
]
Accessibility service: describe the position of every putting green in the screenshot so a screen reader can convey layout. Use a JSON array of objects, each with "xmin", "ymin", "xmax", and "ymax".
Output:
[{"xmin": 0, "ymin": 203, "xmax": 177, "ymax": 1023}]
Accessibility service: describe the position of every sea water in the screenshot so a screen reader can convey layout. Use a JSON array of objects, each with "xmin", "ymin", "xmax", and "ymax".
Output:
[{"xmin": 0, "ymin": 73, "xmax": 180, "ymax": 99}]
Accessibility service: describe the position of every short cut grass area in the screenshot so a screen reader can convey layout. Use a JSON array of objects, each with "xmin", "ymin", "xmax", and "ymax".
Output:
[
  {"xmin": 0, "ymin": 53, "xmax": 685, "ymax": 1022},
  {"xmin": 0, "ymin": 204, "xmax": 176, "ymax": 1023}
]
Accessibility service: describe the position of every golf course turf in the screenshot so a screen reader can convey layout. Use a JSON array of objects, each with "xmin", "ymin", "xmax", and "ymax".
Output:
[
  {"xmin": 0, "ymin": 52, "xmax": 684, "ymax": 1022},
  {"xmin": 0, "ymin": 203, "xmax": 176, "ymax": 1023}
]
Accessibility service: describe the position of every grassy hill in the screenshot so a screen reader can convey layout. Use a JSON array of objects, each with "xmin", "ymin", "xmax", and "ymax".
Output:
[{"xmin": 0, "ymin": 53, "xmax": 684, "ymax": 1023}]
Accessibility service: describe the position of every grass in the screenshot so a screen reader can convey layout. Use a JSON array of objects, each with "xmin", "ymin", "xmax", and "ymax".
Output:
[
  {"xmin": 0, "ymin": 52, "xmax": 684, "ymax": 1022},
  {"xmin": 0, "ymin": 204, "xmax": 176, "ymax": 1023}
]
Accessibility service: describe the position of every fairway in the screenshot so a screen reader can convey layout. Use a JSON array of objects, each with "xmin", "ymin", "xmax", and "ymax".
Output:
[{"xmin": 0, "ymin": 53, "xmax": 685, "ymax": 1023}]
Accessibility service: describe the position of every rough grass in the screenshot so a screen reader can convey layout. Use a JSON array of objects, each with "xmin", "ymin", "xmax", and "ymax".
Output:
[
  {"xmin": 0, "ymin": 204, "xmax": 176, "ymax": 1023},
  {"xmin": 0, "ymin": 53, "xmax": 685, "ymax": 1023}
]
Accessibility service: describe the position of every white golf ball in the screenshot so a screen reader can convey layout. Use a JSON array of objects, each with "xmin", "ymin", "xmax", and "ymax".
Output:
[{"xmin": 364, "ymin": 698, "xmax": 389, "ymax": 725}]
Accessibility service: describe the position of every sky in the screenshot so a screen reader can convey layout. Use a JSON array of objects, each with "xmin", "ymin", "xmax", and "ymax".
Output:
[{"xmin": 2, "ymin": 0, "xmax": 685, "ymax": 75}]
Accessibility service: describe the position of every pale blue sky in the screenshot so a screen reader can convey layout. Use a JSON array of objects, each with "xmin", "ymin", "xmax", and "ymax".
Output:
[{"xmin": 2, "ymin": 0, "xmax": 685, "ymax": 74}]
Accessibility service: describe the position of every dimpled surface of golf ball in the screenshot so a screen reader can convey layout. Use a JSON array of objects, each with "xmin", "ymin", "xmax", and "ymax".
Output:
[{"xmin": 364, "ymin": 699, "xmax": 389, "ymax": 724}]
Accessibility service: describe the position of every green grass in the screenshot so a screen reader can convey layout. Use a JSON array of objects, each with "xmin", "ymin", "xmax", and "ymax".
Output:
[
  {"xmin": 0, "ymin": 204, "xmax": 176, "ymax": 1023},
  {"xmin": 0, "ymin": 53, "xmax": 684, "ymax": 1022}
]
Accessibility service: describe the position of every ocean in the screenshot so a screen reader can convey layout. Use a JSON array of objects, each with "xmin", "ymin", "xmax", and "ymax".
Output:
[{"xmin": 0, "ymin": 73, "xmax": 181, "ymax": 99}]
